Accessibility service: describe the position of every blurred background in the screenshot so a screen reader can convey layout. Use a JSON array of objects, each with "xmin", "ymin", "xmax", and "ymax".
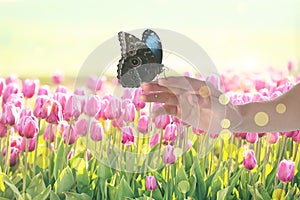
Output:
[{"xmin": 0, "ymin": 0, "xmax": 299, "ymax": 79}]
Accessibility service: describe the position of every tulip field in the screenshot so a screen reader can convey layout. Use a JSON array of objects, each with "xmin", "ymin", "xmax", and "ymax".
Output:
[{"xmin": 0, "ymin": 64, "xmax": 300, "ymax": 200}]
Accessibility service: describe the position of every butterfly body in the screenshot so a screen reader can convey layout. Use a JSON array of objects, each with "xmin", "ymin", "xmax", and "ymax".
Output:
[{"xmin": 117, "ymin": 29, "xmax": 163, "ymax": 88}]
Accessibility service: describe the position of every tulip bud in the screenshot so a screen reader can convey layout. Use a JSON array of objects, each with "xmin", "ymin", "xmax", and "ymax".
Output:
[
  {"xmin": 137, "ymin": 115, "xmax": 149, "ymax": 133},
  {"xmin": 19, "ymin": 116, "xmax": 39, "ymax": 139},
  {"xmin": 22, "ymin": 79, "xmax": 38, "ymax": 98},
  {"xmin": 44, "ymin": 124, "xmax": 56, "ymax": 142},
  {"xmin": 64, "ymin": 95, "xmax": 81, "ymax": 121},
  {"xmin": 104, "ymin": 96, "xmax": 121, "ymax": 120},
  {"xmin": 292, "ymin": 130, "xmax": 300, "ymax": 143},
  {"xmin": 87, "ymin": 76, "xmax": 105, "ymax": 92},
  {"xmin": 268, "ymin": 132, "xmax": 279, "ymax": 144},
  {"xmin": 123, "ymin": 102, "xmax": 136, "ymax": 123},
  {"xmin": 75, "ymin": 118, "xmax": 89, "ymax": 137},
  {"xmin": 146, "ymin": 176, "xmax": 157, "ymax": 191},
  {"xmin": 2, "ymin": 83, "xmax": 19, "ymax": 103},
  {"xmin": 277, "ymin": 160, "xmax": 295, "ymax": 182},
  {"xmin": 52, "ymin": 71, "xmax": 64, "ymax": 84},
  {"xmin": 90, "ymin": 119, "xmax": 104, "ymax": 141},
  {"xmin": 85, "ymin": 95, "xmax": 101, "ymax": 117},
  {"xmin": 0, "ymin": 78, "xmax": 5, "ymax": 97},
  {"xmin": 246, "ymin": 133, "xmax": 258, "ymax": 144},
  {"xmin": 63, "ymin": 125, "xmax": 77, "ymax": 145},
  {"xmin": 163, "ymin": 123, "xmax": 177, "ymax": 142},
  {"xmin": 153, "ymin": 115, "xmax": 171, "ymax": 129},
  {"xmin": 33, "ymin": 95, "xmax": 50, "ymax": 119},
  {"xmin": 192, "ymin": 127, "xmax": 205, "ymax": 135},
  {"xmin": 243, "ymin": 149, "xmax": 257, "ymax": 170},
  {"xmin": 163, "ymin": 145, "xmax": 176, "ymax": 164},
  {"xmin": 1, "ymin": 103, "xmax": 19, "ymax": 126},
  {"xmin": 20, "ymin": 136, "xmax": 36, "ymax": 152},
  {"xmin": 37, "ymin": 85, "xmax": 50, "ymax": 96},
  {"xmin": 133, "ymin": 88, "xmax": 145, "ymax": 110},
  {"xmin": 45, "ymin": 100, "xmax": 63, "ymax": 124},
  {"xmin": 150, "ymin": 133, "xmax": 159, "ymax": 147},
  {"xmin": 55, "ymin": 85, "xmax": 68, "ymax": 94},
  {"xmin": 0, "ymin": 123, "xmax": 7, "ymax": 137},
  {"xmin": 121, "ymin": 126, "xmax": 135, "ymax": 146}
]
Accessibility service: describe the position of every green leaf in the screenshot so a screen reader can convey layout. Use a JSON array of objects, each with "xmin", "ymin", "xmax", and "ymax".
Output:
[
  {"xmin": 193, "ymin": 157, "xmax": 206, "ymax": 200},
  {"xmin": 177, "ymin": 180, "xmax": 190, "ymax": 194},
  {"xmin": 176, "ymin": 166, "xmax": 188, "ymax": 183},
  {"xmin": 32, "ymin": 185, "xmax": 51, "ymax": 200},
  {"xmin": 97, "ymin": 162, "xmax": 113, "ymax": 180},
  {"xmin": 256, "ymin": 182, "xmax": 271, "ymax": 200},
  {"xmin": 247, "ymin": 184, "xmax": 264, "ymax": 200},
  {"xmin": 266, "ymin": 161, "xmax": 279, "ymax": 194},
  {"xmin": 26, "ymin": 173, "xmax": 46, "ymax": 199},
  {"xmin": 50, "ymin": 191, "xmax": 60, "ymax": 200},
  {"xmin": 116, "ymin": 177, "xmax": 135, "ymax": 199},
  {"xmin": 224, "ymin": 168, "xmax": 243, "ymax": 199},
  {"xmin": 217, "ymin": 187, "xmax": 229, "ymax": 200},
  {"xmin": 54, "ymin": 166, "xmax": 75, "ymax": 195},
  {"xmin": 2, "ymin": 174, "xmax": 21, "ymax": 200},
  {"xmin": 53, "ymin": 139, "xmax": 65, "ymax": 180},
  {"xmin": 76, "ymin": 159, "xmax": 91, "ymax": 196},
  {"xmin": 64, "ymin": 192, "xmax": 92, "ymax": 200},
  {"xmin": 187, "ymin": 175, "xmax": 196, "ymax": 197}
]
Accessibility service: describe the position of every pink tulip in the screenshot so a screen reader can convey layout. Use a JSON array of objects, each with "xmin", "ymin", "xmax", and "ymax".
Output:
[
  {"xmin": 1, "ymin": 103, "xmax": 19, "ymax": 126},
  {"xmin": 95, "ymin": 98, "xmax": 108, "ymax": 120},
  {"xmin": 20, "ymin": 136, "xmax": 36, "ymax": 152},
  {"xmin": 210, "ymin": 133, "xmax": 219, "ymax": 139},
  {"xmin": 163, "ymin": 145, "xmax": 176, "ymax": 164},
  {"xmin": 68, "ymin": 149, "xmax": 74, "ymax": 160},
  {"xmin": 3, "ymin": 147, "xmax": 20, "ymax": 167},
  {"xmin": 146, "ymin": 176, "xmax": 157, "ymax": 191},
  {"xmin": 133, "ymin": 88, "xmax": 145, "ymax": 110},
  {"xmin": 74, "ymin": 88, "xmax": 86, "ymax": 96},
  {"xmin": 137, "ymin": 115, "xmax": 148, "ymax": 133},
  {"xmin": 121, "ymin": 88, "xmax": 133, "ymax": 100},
  {"xmin": 153, "ymin": 115, "xmax": 171, "ymax": 129},
  {"xmin": 287, "ymin": 60, "xmax": 295, "ymax": 72},
  {"xmin": 33, "ymin": 95, "xmax": 50, "ymax": 119},
  {"xmin": 277, "ymin": 160, "xmax": 295, "ymax": 182},
  {"xmin": 22, "ymin": 79, "xmax": 38, "ymax": 98},
  {"xmin": 235, "ymin": 132, "xmax": 247, "ymax": 139},
  {"xmin": 0, "ymin": 78, "xmax": 5, "ymax": 96},
  {"xmin": 37, "ymin": 85, "xmax": 50, "ymax": 96},
  {"xmin": 45, "ymin": 100, "xmax": 63, "ymax": 124},
  {"xmin": 85, "ymin": 95, "xmax": 101, "ymax": 117},
  {"xmin": 246, "ymin": 133, "xmax": 258, "ymax": 144},
  {"xmin": 121, "ymin": 126, "xmax": 135, "ymax": 146},
  {"xmin": 64, "ymin": 95, "xmax": 81, "ymax": 121},
  {"xmin": 87, "ymin": 76, "xmax": 105, "ymax": 92},
  {"xmin": 268, "ymin": 132, "xmax": 279, "ymax": 144},
  {"xmin": 282, "ymin": 131, "xmax": 296, "ymax": 138},
  {"xmin": 163, "ymin": 123, "xmax": 177, "ymax": 142},
  {"xmin": 5, "ymin": 74, "xmax": 19, "ymax": 85},
  {"xmin": 6, "ymin": 93, "xmax": 24, "ymax": 109},
  {"xmin": 150, "ymin": 133, "xmax": 159, "ymax": 147},
  {"xmin": 19, "ymin": 108, "xmax": 33, "ymax": 119},
  {"xmin": 104, "ymin": 95, "xmax": 121, "ymax": 120},
  {"xmin": 123, "ymin": 102, "xmax": 136, "ymax": 123},
  {"xmin": 292, "ymin": 130, "xmax": 300, "ymax": 143},
  {"xmin": 75, "ymin": 118, "xmax": 89, "ymax": 137},
  {"xmin": 18, "ymin": 116, "xmax": 39, "ymax": 139},
  {"xmin": 243, "ymin": 149, "xmax": 257, "ymax": 170},
  {"xmin": 44, "ymin": 124, "xmax": 56, "ymax": 142},
  {"xmin": 51, "ymin": 71, "xmax": 64, "ymax": 84},
  {"xmin": 2, "ymin": 83, "xmax": 19, "ymax": 103},
  {"xmin": 86, "ymin": 149, "xmax": 91, "ymax": 161},
  {"xmin": 0, "ymin": 123, "xmax": 7, "ymax": 137},
  {"xmin": 55, "ymin": 85, "xmax": 68, "ymax": 94},
  {"xmin": 112, "ymin": 113, "xmax": 124, "ymax": 129},
  {"xmin": 63, "ymin": 125, "xmax": 77, "ymax": 145},
  {"xmin": 192, "ymin": 127, "xmax": 205, "ymax": 135},
  {"xmin": 90, "ymin": 119, "xmax": 104, "ymax": 141},
  {"xmin": 53, "ymin": 92, "xmax": 67, "ymax": 113}
]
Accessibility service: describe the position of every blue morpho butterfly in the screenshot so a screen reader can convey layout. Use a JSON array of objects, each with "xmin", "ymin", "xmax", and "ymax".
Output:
[{"xmin": 117, "ymin": 29, "xmax": 164, "ymax": 88}]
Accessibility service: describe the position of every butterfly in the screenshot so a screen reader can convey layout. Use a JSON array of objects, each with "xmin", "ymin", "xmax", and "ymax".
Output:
[{"xmin": 117, "ymin": 29, "xmax": 164, "ymax": 88}]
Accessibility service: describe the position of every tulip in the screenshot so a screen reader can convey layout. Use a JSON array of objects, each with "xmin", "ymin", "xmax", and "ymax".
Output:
[
  {"xmin": 63, "ymin": 125, "xmax": 77, "ymax": 145},
  {"xmin": 163, "ymin": 145, "xmax": 176, "ymax": 164},
  {"xmin": 87, "ymin": 76, "xmax": 105, "ymax": 92},
  {"xmin": 86, "ymin": 149, "xmax": 91, "ymax": 161},
  {"xmin": 153, "ymin": 114, "xmax": 171, "ymax": 129},
  {"xmin": 20, "ymin": 136, "xmax": 36, "ymax": 152},
  {"xmin": 287, "ymin": 60, "xmax": 295, "ymax": 72},
  {"xmin": 123, "ymin": 102, "xmax": 136, "ymax": 123},
  {"xmin": 234, "ymin": 132, "xmax": 247, "ymax": 139},
  {"xmin": 1, "ymin": 103, "xmax": 19, "ymax": 126},
  {"xmin": 163, "ymin": 123, "xmax": 177, "ymax": 142},
  {"xmin": 74, "ymin": 88, "xmax": 86, "ymax": 96},
  {"xmin": 51, "ymin": 71, "xmax": 64, "ymax": 84},
  {"xmin": 85, "ymin": 95, "xmax": 101, "ymax": 117},
  {"xmin": 2, "ymin": 83, "xmax": 19, "ymax": 103},
  {"xmin": 0, "ymin": 123, "xmax": 7, "ymax": 137},
  {"xmin": 75, "ymin": 118, "xmax": 89, "ymax": 137},
  {"xmin": 45, "ymin": 100, "xmax": 63, "ymax": 124},
  {"xmin": 292, "ymin": 130, "xmax": 300, "ymax": 143},
  {"xmin": 150, "ymin": 133, "xmax": 159, "ymax": 147},
  {"xmin": 104, "ymin": 96, "xmax": 121, "ymax": 120},
  {"xmin": 37, "ymin": 85, "xmax": 50, "ymax": 96},
  {"xmin": 243, "ymin": 149, "xmax": 257, "ymax": 170},
  {"xmin": 44, "ymin": 124, "xmax": 56, "ymax": 142},
  {"xmin": 90, "ymin": 119, "xmax": 104, "ymax": 141},
  {"xmin": 55, "ymin": 85, "xmax": 68, "ymax": 94},
  {"xmin": 5, "ymin": 147, "xmax": 20, "ymax": 167},
  {"xmin": 282, "ymin": 131, "xmax": 296, "ymax": 138},
  {"xmin": 137, "ymin": 115, "xmax": 148, "ymax": 133},
  {"xmin": 5, "ymin": 74, "xmax": 19, "ymax": 85},
  {"xmin": 0, "ymin": 78, "xmax": 6, "ymax": 96},
  {"xmin": 68, "ymin": 149, "xmax": 74, "ymax": 160},
  {"xmin": 18, "ymin": 116, "xmax": 39, "ymax": 139},
  {"xmin": 133, "ymin": 88, "xmax": 145, "ymax": 110},
  {"xmin": 22, "ymin": 79, "xmax": 38, "ymax": 98},
  {"xmin": 6, "ymin": 93, "xmax": 24, "ymax": 109},
  {"xmin": 276, "ymin": 160, "xmax": 295, "ymax": 182},
  {"xmin": 121, "ymin": 88, "xmax": 133, "ymax": 100},
  {"xmin": 268, "ymin": 132, "xmax": 279, "ymax": 144},
  {"xmin": 246, "ymin": 133, "xmax": 258, "ymax": 144},
  {"xmin": 112, "ymin": 113, "xmax": 124, "ymax": 129},
  {"xmin": 33, "ymin": 95, "xmax": 50, "ymax": 119},
  {"xmin": 146, "ymin": 176, "xmax": 157, "ymax": 191},
  {"xmin": 53, "ymin": 92, "xmax": 67, "ymax": 114},
  {"xmin": 121, "ymin": 126, "xmax": 135, "ymax": 146},
  {"xmin": 192, "ymin": 127, "xmax": 205, "ymax": 135},
  {"xmin": 95, "ymin": 99, "xmax": 108, "ymax": 120},
  {"xmin": 64, "ymin": 95, "xmax": 81, "ymax": 121}
]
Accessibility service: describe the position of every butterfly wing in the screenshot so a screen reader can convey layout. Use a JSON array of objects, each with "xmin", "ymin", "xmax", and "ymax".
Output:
[{"xmin": 142, "ymin": 29, "xmax": 163, "ymax": 64}]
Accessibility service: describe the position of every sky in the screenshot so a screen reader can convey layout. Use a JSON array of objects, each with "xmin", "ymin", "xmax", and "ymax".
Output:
[{"xmin": 0, "ymin": 0, "xmax": 299, "ymax": 77}]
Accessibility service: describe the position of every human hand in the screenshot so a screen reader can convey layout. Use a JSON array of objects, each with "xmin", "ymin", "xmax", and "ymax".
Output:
[{"xmin": 139, "ymin": 76, "xmax": 242, "ymax": 134}]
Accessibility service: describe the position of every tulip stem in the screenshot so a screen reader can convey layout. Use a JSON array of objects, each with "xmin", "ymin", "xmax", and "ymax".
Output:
[
  {"xmin": 157, "ymin": 129, "xmax": 163, "ymax": 163},
  {"xmin": 149, "ymin": 190, "xmax": 153, "ymax": 200},
  {"xmin": 33, "ymin": 119, "xmax": 41, "ymax": 175},
  {"xmin": 279, "ymin": 136, "xmax": 288, "ymax": 161},
  {"xmin": 5, "ymin": 126, "xmax": 11, "ymax": 175},
  {"xmin": 290, "ymin": 140, "xmax": 293, "ymax": 158},
  {"xmin": 64, "ymin": 119, "xmax": 73, "ymax": 166},
  {"xmin": 293, "ymin": 143, "xmax": 299, "ymax": 162},
  {"xmin": 217, "ymin": 139, "xmax": 224, "ymax": 168},
  {"xmin": 250, "ymin": 170, "xmax": 257, "ymax": 200},
  {"xmin": 23, "ymin": 138, "xmax": 29, "ymax": 199},
  {"xmin": 48, "ymin": 123, "xmax": 53, "ymax": 182}
]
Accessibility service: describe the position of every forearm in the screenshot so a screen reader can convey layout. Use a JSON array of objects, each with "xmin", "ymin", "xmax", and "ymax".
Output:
[{"xmin": 231, "ymin": 82, "xmax": 300, "ymax": 133}]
